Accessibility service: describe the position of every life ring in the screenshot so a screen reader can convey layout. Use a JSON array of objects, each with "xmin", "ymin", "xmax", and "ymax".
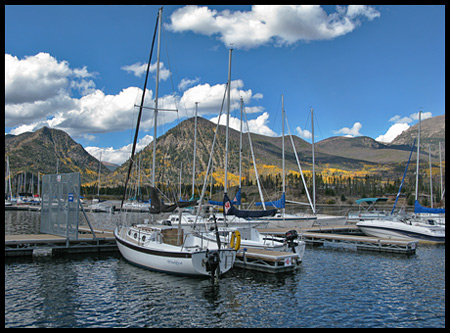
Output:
[{"xmin": 230, "ymin": 230, "xmax": 241, "ymax": 250}]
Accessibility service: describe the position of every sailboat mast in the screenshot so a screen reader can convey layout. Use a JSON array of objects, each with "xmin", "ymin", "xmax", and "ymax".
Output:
[
  {"xmin": 311, "ymin": 108, "xmax": 316, "ymax": 214},
  {"xmin": 97, "ymin": 152, "xmax": 102, "ymax": 199},
  {"xmin": 415, "ymin": 111, "xmax": 421, "ymax": 201},
  {"xmin": 7, "ymin": 156, "xmax": 12, "ymax": 200},
  {"xmin": 428, "ymin": 144, "xmax": 433, "ymax": 208},
  {"xmin": 152, "ymin": 6, "xmax": 163, "ymax": 187},
  {"xmin": 281, "ymin": 95, "xmax": 286, "ymax": 216},
  {"xmin": 224, "ymin": 48, "xmax": 232, "ymax": 195},
  {"xmin": 120, "ymin": 8, "xmax": 159, "ymax": 208},
  {"xmin": 239, "ymin": 98, "xmax": 243, "ymax": 191},
  {"xmin": 439, "ymin": 142, "xmax": 443, "ymax": 201},
  {"xmin": 192, "ymin": 102, "xmax": 198, "ymax": 198}
]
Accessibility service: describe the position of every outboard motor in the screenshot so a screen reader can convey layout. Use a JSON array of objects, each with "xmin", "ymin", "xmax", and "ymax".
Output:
[
  {"xmin": 205, "ymin": 250, "xmax": 220, "ymax": 278},
  {"xmin": 285, "ymin": 229, "xmax": 299, "ymax": 253}
]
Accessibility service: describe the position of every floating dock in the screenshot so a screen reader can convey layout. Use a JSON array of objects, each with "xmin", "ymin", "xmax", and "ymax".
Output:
[
  {"xmin": 259, "ymin": 225, "xmax": 418, "ymax": 255},
  {"xmin": 5, "ymin": 228, "xmax": 117, "ymax": 257},
  {"xmin": 5, "ymin": 227, "xmax": 301, "ymax": 274},
  {"xmin": 234, "ymin": 248, "xmax": 301, "ymax": 273}
]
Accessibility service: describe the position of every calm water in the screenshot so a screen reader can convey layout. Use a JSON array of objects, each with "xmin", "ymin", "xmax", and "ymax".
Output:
[{"xmin": 5, "ymin": 210, "xmax": 445, "ymax": 328}]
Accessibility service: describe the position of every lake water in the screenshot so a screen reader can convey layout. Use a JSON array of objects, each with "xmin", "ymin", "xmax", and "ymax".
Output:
[{"xmin": 4, "ymin": 210, "xmax": 445, "ymax": 328}]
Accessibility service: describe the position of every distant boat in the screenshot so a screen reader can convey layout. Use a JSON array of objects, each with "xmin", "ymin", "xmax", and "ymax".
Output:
[
  {"xmin": 357, "ymin": 112, "xmax": 445, "ymax": 243},
  {"xmin": 356, "ymin": 217, "xmax": 445, "ymax": 243},
  {"xmin": 347, "ymin": 197, "xmax": 389, "ymax": 223}
]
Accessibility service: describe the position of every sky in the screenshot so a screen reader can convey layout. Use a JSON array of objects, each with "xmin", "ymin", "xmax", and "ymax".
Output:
[{"xmin": 5, "ymin": 5, "xmax": 445, "ymax": 165}]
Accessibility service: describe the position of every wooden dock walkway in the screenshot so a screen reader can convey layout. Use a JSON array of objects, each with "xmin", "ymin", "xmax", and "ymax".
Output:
[
  {"xmin": 258, "ymin": 225, "xmax": 418, "ymax": 254},
  {"xmin": 5, "ymin": 229, "xmax": 117, "ymax": 257}
]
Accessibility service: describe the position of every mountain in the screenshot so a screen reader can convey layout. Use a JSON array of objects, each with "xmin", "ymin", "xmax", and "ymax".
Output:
[
  {"xmin": 106, "ymin": 115, "xmax": 445, "ymax": 189},
  {"xmin": 5, "ymin": 126, "xmax": 109, "ymax": 185},
  {"xmin": 391, "ymin": 114, "xmax": 445, "ymax": 157},
  {"xmin": 5, "ymin": 115, "xmax": 445, "ymax": 188},
  {"xmin": 316, "ymin": 136, "xmax": 417, "ymax": 164}
]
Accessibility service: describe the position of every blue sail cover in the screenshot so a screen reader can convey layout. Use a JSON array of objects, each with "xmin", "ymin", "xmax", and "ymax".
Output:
[
  {"xmin": 414, "ymin": 200, "xmax": 445, "ymax": 214},
  {"xmin": 255, "ymin": 192, "xmax": 285, "ymax": 209},
  {"xmin": 223, "ymin": 194, "xmax": 276, "ymax": 218},
  {"xmin": 209, "ymin": 188, "xmax": 241, "ymax": 206}
]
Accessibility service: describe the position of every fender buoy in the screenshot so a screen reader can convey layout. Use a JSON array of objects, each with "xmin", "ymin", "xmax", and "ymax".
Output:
[{"xmin": 230, "ymin": 230, "xmax": 241, "ymax": 250}]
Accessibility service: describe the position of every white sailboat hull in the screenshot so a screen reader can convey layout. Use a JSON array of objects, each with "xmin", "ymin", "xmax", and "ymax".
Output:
[{"xmin": 114, "ymin": 226, "xmax": 236, "ymax": 277}]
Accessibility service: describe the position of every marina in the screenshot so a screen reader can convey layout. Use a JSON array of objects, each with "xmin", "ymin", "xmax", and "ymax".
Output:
[
  {"xmin": 4, "ymin": 224, "xmax": 421, "ymax": 259},
  {"xmin": 5, "ymin": 208, "xmax": 445, "ymax": 328}
]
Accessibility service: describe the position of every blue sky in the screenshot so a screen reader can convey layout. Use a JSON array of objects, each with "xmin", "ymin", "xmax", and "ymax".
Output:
[{"xmin": 5, "ymin": 5, "xmax": 445, "ymax": 165}]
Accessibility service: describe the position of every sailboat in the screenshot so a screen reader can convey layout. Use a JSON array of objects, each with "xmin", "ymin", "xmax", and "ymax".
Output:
[
  {"xmin": 254, "ymin": 95, "xmax": 317, "ymax": 227},
  {"xmin": 357, "ymin": 111, "xmax": 445, "ymax": 243},
  {"xmin": 412, "ymin": 144, "xmax": 445, "ymax": 225},
  {"xmin": 114, "ymin": 7, "xmax": 236, "ymax": 277},
  {"xmin": 88, "ymin": 152, "xmax": 113, "ymax": 213}
]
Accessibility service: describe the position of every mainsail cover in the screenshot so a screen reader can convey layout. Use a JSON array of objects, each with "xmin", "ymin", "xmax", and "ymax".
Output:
[
  {"xmin": 223, "ymin": 194, "xmax": 276, "ymax": 218},
  {"xmin": 414, "ymin": 200, "xmax": 445, "ymax": 214},
  {"xmin": 255, "ymin": 192, "xmax": 285, "ymax": 209},
  {"xmin": 149, "ymin": 187, "xmax": 197, "ymax": 214}
]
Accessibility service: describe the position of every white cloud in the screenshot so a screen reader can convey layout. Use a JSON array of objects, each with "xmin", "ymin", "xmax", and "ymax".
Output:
[
  {"xmin": 178, "ymin": 79, "xmax": 263, "ymax": 117},
  {"xmin": 5, "ymin": 53, "xmax": 71, "ymax": 105},
  {"xmin": 334, "ymin": 122, "xmax": 362, "ymax": 137},
  {"xmin": 296, "ymin": 126, "xmax": 312, "ymax": 140},
  {"xmin": 85, "ymin": 134, "xmax": 153, "ymax": 165},
  {"xmin": 375, "ymin": 123, "xmax": 410, "ymax": 143},
  {"xmin": 166, "ymin": 5, "xmax": 380, "ymax": 49},
  {"xmin": 178, "ymin": 77, "xmax": 200, "ymax": 91},
  {"xmin": 210, "ymin": 111, "xmax": 276, "ymax": 137},
  {"xmin": 5, "ymin": 52, "xmax": 266, "ymax": 164},
  {"xmin": 121, "ymin": 61, "xmax": 171, "ymax": 81},
  {"xmin": 376, "ymin": 111, "xmax": 433, "ymax": 143},
  {"xmin": 410, "ymin": 111, "xmax": 432, "ymax": 121}
]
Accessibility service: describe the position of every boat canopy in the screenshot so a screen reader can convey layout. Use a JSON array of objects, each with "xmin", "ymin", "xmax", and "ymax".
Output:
[
  {"xmin": 356, "ymin": 197, "xmax": 388, "ymax": 205},
  {"xmin": 414, "ymin": 200, "xmax": 445, "ymax": 214},
  {"xmin": 223, "ymin": 194, "xmax": 276, "ymax": 218},
  {"xmin": 209, "ymin": 188, "xmax": 241, "ymax": 206}
]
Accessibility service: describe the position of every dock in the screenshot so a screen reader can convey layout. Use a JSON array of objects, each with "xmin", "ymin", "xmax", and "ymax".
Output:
[
  {"xmin": 259, "ymin": 225, "xmax": 418, "ymax": 255},
  {"xmin": 234, "ymin": 248, "xmax": 301, "ymax": 273},
  {"xmin": 5, "ymin": 228, "xmax": 117, "ymax": 257}
]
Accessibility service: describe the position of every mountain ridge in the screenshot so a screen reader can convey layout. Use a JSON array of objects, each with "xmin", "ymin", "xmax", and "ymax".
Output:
[{"xmin": 5, "ymin": 114, "xmax": 445, "ymax": 187}]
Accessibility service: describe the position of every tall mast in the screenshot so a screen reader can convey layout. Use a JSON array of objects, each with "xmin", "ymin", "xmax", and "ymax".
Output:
[
  {"xmin": 239, "ymin": 97, "xmax": 243, "ymax": 208},
  {"xmin": 281, "ymin": 95, "xmax": 286, "ymax": 217},
  {"xmin": 224, "ymin": 48, "xmax": 232, "ymax": 195},
  {"xmin": 121, "ymin": 8, "xmax": 159, "ymax": 208},
  {"xmin": 439, "ymin": 142, "xmax": 443, "ymax": 201},
  {"xmin": 415, "ymin": 111, "xmax": 421, "ymax": 201},
  {"xmin": 428, "ymin": 144, "xmax": 433, "ymax": 208},
  {"xmin": 191, "ymin": 102, "xmax": 199, "ymax": 198},
  {"xmin": 97, "ymin": 152, "xmax": 102, "ymax": 199},
  {"xmin": 152, "ymin": 6, "xmax": 163, "ymax": 186},
  {"xmin": 7, "ymin": 156, "xmax": 12, "ymax": 200},
  {"xmin": 311, "ymin": 108, "xmax": 316, "ymax": 214}
]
